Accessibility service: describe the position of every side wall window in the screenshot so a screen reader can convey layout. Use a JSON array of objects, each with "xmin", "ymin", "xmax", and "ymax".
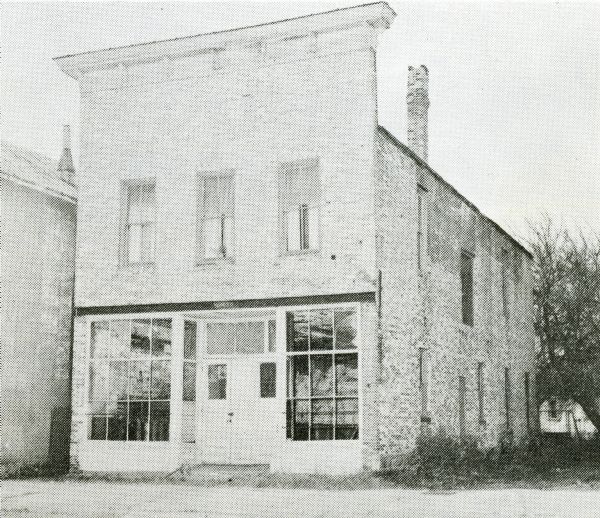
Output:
[
  {"xmin": 280, "ymin": 159, "xmax": 320, "ymax": 253},
  {"xmin": 417, "ymin": 187, "xmax": 428, "ymax": 272},
  {"xmin": 419, "ymin": 348, "xmax": 430, "ymax": 419},
  {"xmin": 504, "ymin": 366, "xmax": 512, "ymax": 431},
  {"xmin": 461, "ymin": 251, "xmax": 474, "ymax": 326},
  {"xmin": 477, "ymin": 362, "xmax": 485, "ymax": 425},
  {"xmin": 198, "ymin": 172, "xmax": 235, "ymax": 261},
  {"xmin": 501, "ymin": 248, "xmax": 510, "ymax": 318}
]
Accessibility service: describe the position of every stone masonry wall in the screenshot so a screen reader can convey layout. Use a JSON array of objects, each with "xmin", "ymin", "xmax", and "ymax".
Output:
[{"xmin": 375, "ymin": 129, "xmax": 537, "ymax": 459}]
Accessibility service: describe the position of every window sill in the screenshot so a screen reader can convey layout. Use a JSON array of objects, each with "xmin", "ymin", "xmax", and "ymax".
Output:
[
  {"xmin": 282, "ymin": 249, "xmax": 320, "ymax": 258},
  {"xmin": 118, "ymin": 262, "xmax": 157, "ymax": 271},
  {"xmin": 196, "ymin": 257, "xmax": 235, "ymax": 267}
]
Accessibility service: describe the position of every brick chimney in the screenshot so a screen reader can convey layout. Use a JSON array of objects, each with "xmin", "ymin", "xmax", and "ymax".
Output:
[
  {"xmin": 57, "ymin": 124, "xmax": 75, "ymax": 185},
  {"xmin": 407, "ymin": 65, "xmax": 429, "ymax": 162}
]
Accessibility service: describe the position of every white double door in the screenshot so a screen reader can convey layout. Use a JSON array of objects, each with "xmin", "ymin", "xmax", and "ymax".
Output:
[{"xmin": 198, "ymin": 356, "xmax": 279, "ymax": 465}]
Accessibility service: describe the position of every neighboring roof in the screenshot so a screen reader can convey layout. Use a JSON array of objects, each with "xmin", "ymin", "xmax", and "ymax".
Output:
[
  {"xmin": 0, "ymin": 141, "xmax": 76, "ymax": 203},
  {"xmin": 54, "ymin": 2, "xmax": 396, "ymax": 78},
  {"xmin": 378, "ymin": 126, "xmax": 532, "ymax": 258}
]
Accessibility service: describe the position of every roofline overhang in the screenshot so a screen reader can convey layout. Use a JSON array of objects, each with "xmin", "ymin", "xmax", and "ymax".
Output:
[
  {"xmin": 54, "ymin": 2, "xmax": 396, "ymax": 79},
  {"xmin": 378, "ymin": 126, "xmax": 533, "ymax": 259}
]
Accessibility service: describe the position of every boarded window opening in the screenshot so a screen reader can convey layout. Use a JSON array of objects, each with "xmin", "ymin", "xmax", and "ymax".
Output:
[{"xmin": 461, "ymin": 252, "xmax": 474, "ymax": 326}]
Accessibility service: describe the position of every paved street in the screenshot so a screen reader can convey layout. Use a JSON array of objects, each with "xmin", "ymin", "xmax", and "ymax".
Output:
[{"xmin": 2, "ymin": 480, "xmax": 600, "ymax": 518}]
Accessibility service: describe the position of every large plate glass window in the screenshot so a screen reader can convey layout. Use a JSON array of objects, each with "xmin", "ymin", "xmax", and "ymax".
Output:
[
  {"xmin": 88, "ymin": 318, "xmax": 171, "ymax": 442},
  {"xmin": 286, "ymin": 308, "xmax": 358, "ymax": 441}
]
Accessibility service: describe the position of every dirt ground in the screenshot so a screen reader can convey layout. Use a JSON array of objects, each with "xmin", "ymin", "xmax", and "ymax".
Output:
[{"xmin": 3, "ymin": 479, "xmax": 600, "ymax": 518}]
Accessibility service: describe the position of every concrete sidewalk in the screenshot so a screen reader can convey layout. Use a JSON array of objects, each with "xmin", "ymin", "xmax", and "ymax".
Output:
[{"xmin": 2, "ymin": 479, "xmax": 600, "ymax": 517}]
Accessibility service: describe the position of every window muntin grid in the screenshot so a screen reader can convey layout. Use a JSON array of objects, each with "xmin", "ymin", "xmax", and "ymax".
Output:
[
  {"xmin": 286, "ymin": 308, "xmax": 358, "ymax": 441},
  {"xmin": 88, "ymin": 318, "xmax": 171, "ymax": 442}
]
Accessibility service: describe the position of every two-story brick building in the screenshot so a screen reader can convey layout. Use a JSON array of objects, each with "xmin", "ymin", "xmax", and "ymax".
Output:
[{"xmin": 55, "ymin": 2, "xmax": 536, "ymax": 474}]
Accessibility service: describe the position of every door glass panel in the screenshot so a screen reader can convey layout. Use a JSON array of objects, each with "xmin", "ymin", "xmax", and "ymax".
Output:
[
  {"xmin": 310, "ymin": 310, "xmax": 333, "ymax": 350},
  {"xmin": 311, "ymin": 355, "xmax": 333, "ymax": 397},
  {"xmin": 208, "ymin": 364, "xmax": 227, "ymax": 399},
  {"xmin": 335, "ymin": 354, "xmax": 358, "ymax": 396},
  {"xmin": 260, "ymin": 363, "xmax": 276, "ymax": 398},
  {"xmin": 335, "ymin": 310, "xmax": 357, "ymax": 349},
  {"xmin": 311, "ymin": 399, "xmax": 333, "ymax": 440}
]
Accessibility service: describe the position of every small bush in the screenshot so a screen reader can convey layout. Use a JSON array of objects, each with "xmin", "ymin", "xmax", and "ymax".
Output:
[{"xmin": 381, "ymin": 430, "xmax": 600, "ymax": 489}]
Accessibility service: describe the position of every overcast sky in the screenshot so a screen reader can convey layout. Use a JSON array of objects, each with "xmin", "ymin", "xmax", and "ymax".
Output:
[{"xmin": 2, "ymin": 1, "xmax": 598, "ymax": 239}]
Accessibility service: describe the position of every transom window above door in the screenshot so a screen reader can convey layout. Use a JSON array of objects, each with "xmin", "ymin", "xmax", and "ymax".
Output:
[
  {"xmin": 206, "ymin": 321, "xmax": 271, "ymax": 355},
  {"xmin": 198, "ymin": 171, "xmax": 234, "ymax": 261}
]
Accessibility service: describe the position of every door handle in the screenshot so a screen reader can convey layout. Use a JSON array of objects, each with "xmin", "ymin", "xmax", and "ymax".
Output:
[{"xmin": 228, "ymin": 412, "xmax": 234, "ymax": 417}]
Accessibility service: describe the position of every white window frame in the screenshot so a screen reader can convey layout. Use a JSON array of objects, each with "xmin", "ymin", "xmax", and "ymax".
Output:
[
  {"xmin": 120, "ymin": 179, "xmax": 156, "ymax": 266},
  {"xmin": 86, "ymin": 317, "xmax": 173, "ymax": 443},
  {"xmin": 279, "ymin": 158, "xmax": 321, "ymax": 255},
  {"xmin": 285, "ymin": 305, "xmax": 361, "ymax": 442},
  {"xmin": 197, "ymin": 170, "xmax": 235, "ymax": 263}
]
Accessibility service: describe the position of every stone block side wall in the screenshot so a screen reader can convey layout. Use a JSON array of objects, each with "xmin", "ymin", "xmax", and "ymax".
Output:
[
  {"xmin": 375, "ymin": 133, "xmax": 422, "ymax": 457},
  {"xmin": 75, "ymin": 28, "xmax": 381, "ymax": 309},
  {"xmin": 375, "ymin": 130, "xmax": 536, "ymax": 458},
  {"xmin": 1, "ymin": 180, "xmax": 76, "ymax": 469}
]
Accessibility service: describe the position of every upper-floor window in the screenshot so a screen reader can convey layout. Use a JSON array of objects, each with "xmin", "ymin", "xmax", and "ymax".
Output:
[
  {"xmin": 460, "ymin": 251, "xmax": 474, "ymax": 326},
  {"xmin": 280, "ymin": 159, "xmax": 320, "ymax": 253},
  {"xmin": 198, "ymin": 172, "xmax": 234, "ymax": 261},
  {"xmin": 124, "ymin": 182, "xmax": 156, "ymax": 264}
]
